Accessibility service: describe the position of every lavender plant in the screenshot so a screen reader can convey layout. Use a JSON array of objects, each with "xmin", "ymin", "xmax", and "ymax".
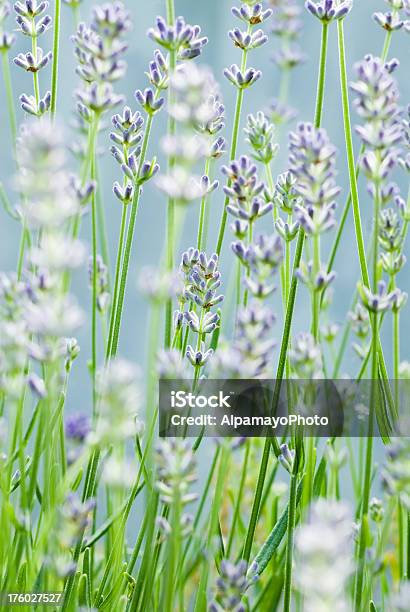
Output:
[{"xmin": 0, "ymin": 1, "xmax": 409, "ymax": 611}]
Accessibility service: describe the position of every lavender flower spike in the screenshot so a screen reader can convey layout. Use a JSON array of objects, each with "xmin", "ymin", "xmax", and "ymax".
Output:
[
  {"xmin": 147, "ymin": 15, "xmax": 208, "ymax": 60},
  {"xmin": 305, "ymin": 0, "xmax": 352, "ymax": 23},
  {"xmin": 224, "ymin": 64, "xmax": 262, "ymax": 90},
  {"xmin": 231, "ymin": 3, "xmax": 272, "ymax": 25}
]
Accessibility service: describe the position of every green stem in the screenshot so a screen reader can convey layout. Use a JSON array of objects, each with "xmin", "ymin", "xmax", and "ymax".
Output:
[
  {"xmin": 1, "ymin": 50, "xmax": 17, "ymax": 149},
  {"xmin": 105, "ymin": 204, "xmax": 128, "ymax": 361},
  {"xmin": 50, "ymin": 0, "xmax": 61, "ymax": 119},
  {"xmin": 337, "ymin": 20, "xmax": 369, "ymax": 289},
  {"xmin": 242, "ymin": 15, "xmax": 329, "ymax": 568},
  {"xmin": 322, "ymin": 22, "xmax": 395, "ymax": 363},
  {"xmin": 215, "ymin": 87, "xmax": 244, "ymax": 257},
  {"xmin": 226, "ymin": 440, "xmax": 250, "ymax": 558},
  {"xmin": 354, "ymin": 311, "xmax": 378, "ymax": 610},
  {"xmin": 283, "ymin": 471, "xmax": 298, "ymax": 612},
  {"xmin": 215, "ymin": 32, "xmax": 250, "ymax": 257},
  {"xmin": 164, "ymin": 0, "xmax": 176, "ymax": 348},
  {"xmin": 314, "ymin": 22, "xmax": 328, "ymax": 129},
  {"xmin": 312, "ymin": 233, "xmax": 320, "ymax": 340},
  {"xmin": 337, "ymin": 19, "xmax": 393, "ymax": 414},
  {"xmin": 31, "ymin": 31, "xmax": 40, "ymax": 106},
  {"xmin": 197, "ymin": 157, "xmax": 211, "ymax": 251},
  {"xmin": 109, "ymin": 114, "xmax": 154, "ymax": 358},
  {"xmin": 194, "ymin": 445, "xmax": 230, "ymax": 612},
  {"xmin": 266, "ymin": 161, "xmax": 286, "ymax": 309},
  {"xmin": 90, "ymin": 114, "xmax": 100, "ymax": 414}
]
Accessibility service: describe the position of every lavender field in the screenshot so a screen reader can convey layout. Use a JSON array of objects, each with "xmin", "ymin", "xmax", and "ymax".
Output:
[{"xmin": 0, "ymin": 0, "xmax": 410, "ymax": 610}]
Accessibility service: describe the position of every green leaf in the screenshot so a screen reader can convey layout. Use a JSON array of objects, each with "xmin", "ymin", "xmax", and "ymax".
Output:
[
  {"xmin": 313, "ymin": 454, "xmax": 327, "ymax": 498},
  {"xmin": 249, "ymin": 480, "xmax": 303, "ymax": 577}
]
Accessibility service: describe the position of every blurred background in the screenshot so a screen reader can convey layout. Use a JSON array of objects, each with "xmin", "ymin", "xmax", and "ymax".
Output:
[{"xmin": 1, "ymin": 0, "xmax": 409, "ymax": 408}]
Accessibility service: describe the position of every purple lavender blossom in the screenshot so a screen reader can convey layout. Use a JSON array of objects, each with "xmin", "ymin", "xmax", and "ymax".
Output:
[
  {"xmin": 289, "ymin": 122, "xmax": 340, "ymax": 235},
  {"xmin": 14, "ymin": 47, "xmax": 52, "ymax": 72},
  {"xmin": 222, "ymin": 156, "xmax": 272, "ymax": 222},
  {"xmin": 224, "ymin": 64, "xmax": 262, "ymax": 90},
  {"xmin": 65, "ymin": 413, "xmax": 91, "ymax": 443},
  {"xmin": 357, "ymin": 280, "xmax": 397, "ymax": 313},
  {"xmin": 228, "ymin": 27, "xmax": 268, "ymax": 51},
  {"xmin": 244, "ymin": 112, "xmax": 279, "ymax": 164},
  {"xmin": 232, "ymin": 3, "xmax": 272, "ymax": 25},
  {"xmin": 305, "ymin": 0, "xmax": 352, "ymax": 23},
  {"xmin": 373, "ymin": 11, "xmax": 404, "ymax": 31},
  {"xmin": 147, "ymin": 15, "xmax": 208, "ymax": 60},
  {"xmin": 351, "ymin": 55, "xmax": 403, "ymax": 184}
]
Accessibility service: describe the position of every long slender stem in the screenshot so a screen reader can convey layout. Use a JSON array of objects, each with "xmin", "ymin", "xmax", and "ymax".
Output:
[
  {"xmin": 311, "ymin": 233, "xmax": 320, "ymax": 340},
  {"xmin": 337, "ymin": 22, "xmax": 368, "ymax": 288},
  {"xmin": 108, "ymin": 113, "xmax": 153, "ymax": 358},
  {"xmin": 215, "ymin": 35, "xmax": 250, "ymax": 257},
  {"xmin": 90, "ymin": 114, "xmax": 100, "ymax": 414},
  {"xmin": 215, "ymin": 87, "xmax": 244, "ymax": 257},
  {"xmin": 242, "ymin": 18, "xmax": 329, "ymax": 565},
  {"xmin": 283, "ymin": 471, "xmax": 298, "ymax": 612},
  {"xmin": 50, "ymin": 0, "xmax": 61, "ymax": 119},
  {"xmin": 197, "ymin": 157, "xmax": 211, "ymax": 251},
  {"xmin": 164, "ymin": 0, "xmax": 176, "ymax": 348},
  {"xmin": 314, "ymin": 22, "xmax": 328, "ymax": 129},
  {"xmin": 322, "ymin": 23, "xmax": 395, "ymax": 367},
  {"xmin": 226, "ymin": 441, "xmax": 250, "ymax": 558},
  {"xmin": 1, "ymin": 51, "xmax": 17, "ymax": 149},
  {"xmin": 354, "ymin": 311, "xmax": 378, "ymax": 610},
  {"xmin": 337, "ymin": 18, "xmax": 393, "ymax": 415},
  {"xmin": 31, "ymin": 30, "xmax": 40, "ymax": 106},
  {"xmin": 105, "ymin": 204, "xmax": 128, "ymax": 360}
]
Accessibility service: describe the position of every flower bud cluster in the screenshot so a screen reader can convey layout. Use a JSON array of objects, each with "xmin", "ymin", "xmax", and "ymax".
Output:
[
  {"xmin": 213, "ymin": 301, "xmax": 276, "ymax": 378},
  {"xmin": 357, "ymin": 279, "xmax": 399, "ymax": 313},
  {"xmin": 348, "ymin": 302, "xmax": 371, "ymax": 360},
  {"xmin": 88, "ymin": 254, "xmax": 110, "ymax": 312},
  {"xmin": 139, "ymin": 267, "xmax": 183, "ymax": 304},
  {"xmin": 398, "ymin": 104, "xmax": 410, "ymax": 172},
  {"xmin": 378, "ymin": 207, "xmax": 407, "ymax": 276},
  {"xmin": 273, "ymin": 171, "xmax": 301, "ymax": 242},
  {"xmin": 16, "ymin": 121, "xmax": 84, "ymax": 359},
  {"xmin": 155, "ymin": 439, "xmax": 197, "ymax": 537},
  {"xmin": 244, "ymin": 111, "xmax": 279, "ymax": 164},
  {"xmin": 148, "ymin": 15, "xmax": 208, "ymax": 61},
  {"xmin": 73, "ymin": 2, "xmax": 131, "ymax": 116},
  {"xmin": 65, "ymin": 412, "xmax": 90, "ymax": 464},
  {"xmin": 0, "ymin": 274, "xmax": 31, "ymax": 396},
  {"xmin": 305, "ymin": 0, "xmax": 352, "ymax": 23},
  {"xmin": 351, "ymin": 55, "xmax": 403, "ymax": 186},
  {"xmin": 232, "ymin": 233, "xmax": 283, "ymax": 299},
  {"xmin": 175, "ymin": 249, "xmax": 223, "ymax": 368},
  {"xmin": 110, "ymin": 105, "xmax": 156, "ymax": 203},
  {"xmin": 223, "ymin": 155, "xmax": 271, "ymax": 224},
  {"xmin": 289, "ymin": 122, "xmax": 340, "ymax": 235},
  {"xmin": 0, "ymin": 2, "xmax": 15, "ymax": 51},
  {"xmin": 157, "ymin": 64, "xmax": 220, "ymax": 205},
  {"xmin": 289, "ymin": 332, "xmax": 323, "ymax": 379},
  {"xmin": 91, "ymin": 358, "xmax": 142, "ymax": 446},
  {"xmin": 270, "ymin": 0, "xmax": 305, "ymax": 72},
  {"xmin": 373, "ymin": 0, "xmax": 410, "ymax": 33},
  {"xmin": 14, "ymin": 0, "xmax": 52, "ymax": 115},
  {"xmin": 209, "ymin": 559, "xmax": 257, "ymax": 612},
  {"xmin": 224, "ymin": 3, "xmax": 272, "ymax": 90},
  {"xmin": 295, "ymin": 500, "xmax": 353, "ymax": 612}
]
